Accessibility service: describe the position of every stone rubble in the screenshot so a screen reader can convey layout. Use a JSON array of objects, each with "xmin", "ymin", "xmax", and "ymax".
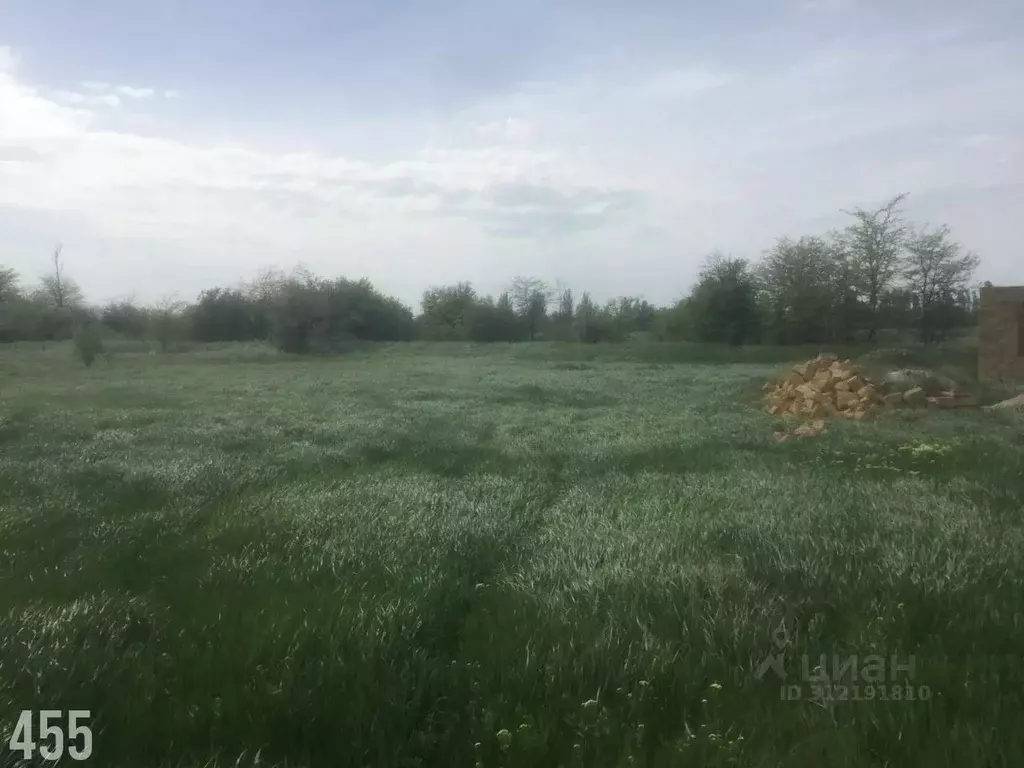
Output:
[
  {"xmin": 762, "ymin": 354, "xmax": 885, "ymax": 421},
  {"xmin": 762, "ymin": 353, "xmax": 977, "ymax": 429}
]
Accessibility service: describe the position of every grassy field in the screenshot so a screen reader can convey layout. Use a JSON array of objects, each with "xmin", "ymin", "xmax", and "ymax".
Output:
[{"xmin": 1, "ymin": 341, "xmax": 1023, "ymax": 767}]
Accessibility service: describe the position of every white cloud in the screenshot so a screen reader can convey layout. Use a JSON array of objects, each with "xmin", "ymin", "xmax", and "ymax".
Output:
[
  {"xmin": 634, "ymin": 67, "xmax": 738, "ymax": 99},
  {"xmin": 54, "ymin": 90, "xmax": 122, "ymax": 108},
  {"xmin": 1, "ymin": 13, "xmax": 1022, "ymax": 307},
  {"xmin": 74, "ymin": 81, "xmax": 166, "ymax": 103},
  {"xmin": 475, "ymin": 117, "xmax": 535, "ymax": 141},
  {"xmin": 117, "ymin": 85, "xmax": 156, "ymax": 99},
  {"xmin": 38, "ymin": 81, "xmax": 178, "ymax": 123},
  {"xmin": 0, "ymin": 45, "xmax": 17, "ymax": 73},
  {"xmin": 0, "ymin": 72, "xmax": 94, "ymax": 145},
  {"xmin": 0, "ymin": 54, "xmax": 639, "ymax": 305}
]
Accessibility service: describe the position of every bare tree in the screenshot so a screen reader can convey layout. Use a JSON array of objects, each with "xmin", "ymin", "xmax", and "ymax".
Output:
[
  {"xmin": 244, "ymin": 267, "xmax": 288, "ymax": 304},
  {"xmin": 508, "ymin": 276, "xmax": 550, "ymax": 341},
  {"xmin": 38, "ymin": 243, "xmax": 84, "ymax": 309},
  {"xmin": 903, "ymin": 225, "xmax": 980, "ymax": 343},
  {"xmin": 555, "ymin": 287, "xmax": 574, "ymax": 319},
  {"xmin": 47, "ymin": 244, "xmax": 67, "ymax": 307},
  {"xmin": 151, "ymin": 294, "xmax": 187, "ymax": 352},
  {"xmin": 841, "ymin": 194, "xmax": 910, "ymax": 340},
  {"xmin": 573, "ymin": 291, "xmax": 598, "ymax": 343}
]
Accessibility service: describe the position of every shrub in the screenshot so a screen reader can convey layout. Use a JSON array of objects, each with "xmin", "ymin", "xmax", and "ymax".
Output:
[
  {"xmin": 265, "ymin": 274, "xmax": 414, "ymax": 354},
  {"xmin": 73, "ymin": 321, "xmax": 104, "ymax": 367}
]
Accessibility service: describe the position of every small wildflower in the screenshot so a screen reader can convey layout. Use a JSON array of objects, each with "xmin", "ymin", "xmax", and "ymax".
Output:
[
  {"xmin": 709, "ymin": 682, "xmax": 722, "ymax": 690},
  {"xmin": 496, "ymin": 729, "xmax": 512, "ymax": 749},
  {"xmin": 582, "ymin": 699, "xmax": 599, "ymax": 710}
]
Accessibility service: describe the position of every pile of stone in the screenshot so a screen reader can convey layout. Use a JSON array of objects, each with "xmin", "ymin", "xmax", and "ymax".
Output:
[
  {"xmin": 763, "ymin": 354, "xmax": 978, "ymax": 420},
  {"xmin": 762, "ymin": 354, "xmax": 888, "ymax": 420},
  {"xmin": 882, "ymin": 368, "xmax": 978, "ymax": 408}
]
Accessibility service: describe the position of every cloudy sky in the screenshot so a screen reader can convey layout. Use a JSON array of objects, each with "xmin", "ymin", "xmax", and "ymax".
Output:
[{"xmin": 1, "ymin": 0, "xmax": 1021, "ymax": 310}]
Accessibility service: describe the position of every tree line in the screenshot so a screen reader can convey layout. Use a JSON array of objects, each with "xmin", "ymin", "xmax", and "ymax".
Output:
[{"xmin": 0, "ymin": 194, "xmax": 982, "ymax": 354}]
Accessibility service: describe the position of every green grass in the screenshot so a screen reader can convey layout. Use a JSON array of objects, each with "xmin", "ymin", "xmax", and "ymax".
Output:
[{"xmin": 1, "ymin": 341, "xmax": 1023, "ymax": 767}]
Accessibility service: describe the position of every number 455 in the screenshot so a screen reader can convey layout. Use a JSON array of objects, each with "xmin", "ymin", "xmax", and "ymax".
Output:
[{"xmin": 8, "ymin": 710, "xmax": 93, "ymax": 761}]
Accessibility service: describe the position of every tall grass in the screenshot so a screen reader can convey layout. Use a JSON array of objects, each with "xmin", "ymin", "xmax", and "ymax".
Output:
[{"xmin": 0, "ymin": 341, "xmax": 1021, "ymax": 766}]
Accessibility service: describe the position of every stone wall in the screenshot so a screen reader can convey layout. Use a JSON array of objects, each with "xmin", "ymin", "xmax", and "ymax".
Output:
[{"xmin": 979, "ymin": 285, "xmax": 1024, "ymax": 381}]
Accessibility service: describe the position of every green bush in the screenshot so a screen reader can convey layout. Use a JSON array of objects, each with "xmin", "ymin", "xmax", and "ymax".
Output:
[{"xmin": 73, "ymin": 322, "xmax": 104, "ymax": 367}]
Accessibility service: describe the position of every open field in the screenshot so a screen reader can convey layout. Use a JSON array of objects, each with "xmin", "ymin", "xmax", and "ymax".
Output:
[{"xmin": 1, "ymin": 342, "xmax": 1023, "ymax": 767}]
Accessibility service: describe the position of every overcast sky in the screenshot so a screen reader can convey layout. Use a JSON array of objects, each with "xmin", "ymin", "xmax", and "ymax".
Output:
[{"xmin": 1, "ymin": 0, "xmax": 1021, "ymax": 310}]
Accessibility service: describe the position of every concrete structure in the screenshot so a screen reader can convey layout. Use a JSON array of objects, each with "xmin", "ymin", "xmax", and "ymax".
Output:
[{"xmin": 978, "ymin": 285, "xmax": 1024, "ymax": 381}]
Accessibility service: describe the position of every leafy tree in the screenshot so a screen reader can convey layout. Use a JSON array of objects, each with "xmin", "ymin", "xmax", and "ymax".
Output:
[
  {"xmin": 840, "ymin": 194, "xmax": 910, "ymax": 340},
  {"xmin": 653, "ymin": 298, "xmax": 691, "ymax": 341},
  {"xmin": 0, "ymin": 266, "xmax": 27, "ymax": 342},
  {"xmin": 420, "ymin": 283, "xmax": 478, "ymax": 340},
  {"xmin": 605, "ymin": 296, "xmax": 657, "ymax": 339},
  {"xmin": 759, "ymin": 236, "xmax": 835, "ymax": 344},
  {"xmin": 266, "ymin": 273, "xmax": 414, "ymax": 353},
  {"xmin": 633, "ymin": 299, "xmax": 658, "ymax": 334},
  {"xmin": 335, "ymin": 278, "xmax": 415, "ymax": 342},
  {"xmin": 876, "ymin": 287, "xmax": 916, "ymax": 334},
  {"xmin": 465, "ymin": 295, "xmax": 520, "ymax": 342},
  {"xmin": 687, "ymin": 253, "xmax": 761, "ymax": 345},
  {"xmin": 102, "ymin": 298, "xmax": 150, "ymax": 339},
  {"xmin": 190, "ymin": 288, "xmax": 265, "ymax": 342},
  {"xmin": 0, "ymin": 266, "xmax": 19, "ymax": 303},
  {"xmin": 487, "ymin": 292, "xmax": 521, "ymax": 341},
  {"xmin": 902, "ymin": 225, "xmax": 980, "ymax": 343},
  {"xmin": 267, "ymin": 279, "xmax": 320, "ymax": 353},
  {"xmin": 824, "ymin": 234, "xmax": 865, "ymax": 342},
  {"xmin": 0, "ymin": 196, "xmax": 987, "ymax": 350},
  {"xmin": 573, "ymin": 291, "xmax": 597, "ymax": 342}
]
